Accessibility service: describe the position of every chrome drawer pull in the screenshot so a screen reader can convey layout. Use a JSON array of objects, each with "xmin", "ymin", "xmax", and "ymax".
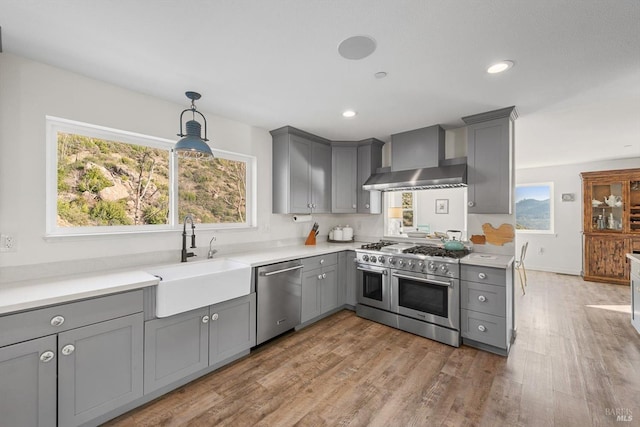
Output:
[
  {"xmin": 211, "ymin": 313, "xmax": 219, "ymax": 321},
  {"xmin": 40, "ymin": 351, "xmax": 55, "ymax": 363},
  {"xmin": 478, "ymin": 295, "xmax": 487, "ymax": 302},
  {"xmin": 50, "ymin": 315, "xmax": 65, "ymax": 327},
  {"xmin": 202, "ymin": 315, "xmax": 210, "ymax": 324},
  {"xmin": 61, "ymin": 344, "xmax": 75, "ymax": 356},
  {"xmin": 478, "ymin": 273, "xmax": 487, "ymax": 280},
  {"xmin": 478, "ymin": 325, "xmax": 487, "ymax": 332}
]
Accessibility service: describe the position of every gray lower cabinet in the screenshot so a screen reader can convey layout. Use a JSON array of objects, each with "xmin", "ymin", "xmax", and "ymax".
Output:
[
  {"xmin": 460, "ymin": 264, "xmax": 513, "ymax": 355},
  {"xmin": 0, "ymin": 290, "xmax": 144, "ymax": 427},
  {"xmin": 143, "ymin": 294, "xmax": 256, "ymax": 394},
  {"xmin": 331, "ymin": 144, "xmax": 358, "ymax": 213},
  {"xmin": 301, "ymin": 254, "xmax": 340, "ymax": 323},
  {"xmin": 462, "ymin": 106, "xmax": 517, "ymax": 214},
  {"xmin": 339, "ymin": 250, "xmax": 357, "ymax": 307},
  {"xmin": 0, "ymin": 334, "xmax": 57, "ymax": 427},
  {"xmin": 58, "ymin": 313, "xmax": 144, "ymax": 427},
  {"xmin": 209, "ymin": 293, "xmax": 256, "ymax": 366},
  {"xmin": 271, "ymin": 126, "xmax": 332, "ymax": 214},
  {"xmin": 144, "ymin": 307, "xmax": 209, "ymax": 394}
]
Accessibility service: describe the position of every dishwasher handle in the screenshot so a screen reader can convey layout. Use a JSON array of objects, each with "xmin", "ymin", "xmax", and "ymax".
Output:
[{"xmin": 260, "ymin": 264, "xmax": 304, "ymax": 276}]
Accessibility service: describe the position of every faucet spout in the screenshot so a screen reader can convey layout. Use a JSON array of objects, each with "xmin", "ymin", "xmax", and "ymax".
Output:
[
  {"xmin": 208, "ymin": 236, "xmax": 218, "ymax": 259},
  {"xmin": 181, "ymin": 215, "xmax": 196, "ymax": 262}
]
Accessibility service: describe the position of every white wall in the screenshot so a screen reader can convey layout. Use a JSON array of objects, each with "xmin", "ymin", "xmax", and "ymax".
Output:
[
  {"xmin": 516, "ymin": 158, "xmax": 640, "ymax": 275},
  {"xmin": 0, "ymin": 54, "xmax": 382, "ymax": 270}
]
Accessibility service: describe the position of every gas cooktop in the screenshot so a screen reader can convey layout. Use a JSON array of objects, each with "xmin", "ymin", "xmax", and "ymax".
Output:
[{"xmin": 359, "ymin": 241, "xmax": 469, "ymax": 259}]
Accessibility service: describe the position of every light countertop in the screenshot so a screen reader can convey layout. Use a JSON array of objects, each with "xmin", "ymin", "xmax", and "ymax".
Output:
[
  {"xmin": 627, "ymin": 253, "xmax": 640, "ymax": 264},
  {"xmin": 0, "ymin": 270, "xmax": 159, "ymax": 315},
  {"xmin": 227, "ymin": 241, "xmax": 361, "ymax": 266},
  {"xmin": 461, "ymin": 253, "xmax": 514, "ymax": 269}
]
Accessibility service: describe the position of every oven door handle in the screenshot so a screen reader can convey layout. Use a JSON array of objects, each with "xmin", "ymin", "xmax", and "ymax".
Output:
[
  {"xmin": 391, "ymin": 272, "xmax": 451, "ymax": 287},
  {"xmin": 357, "ymin": 267, "xmax": 388, "ymax": 275}
]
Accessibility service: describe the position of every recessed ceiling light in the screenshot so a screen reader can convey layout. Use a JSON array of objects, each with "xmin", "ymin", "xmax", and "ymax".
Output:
[
  {"xmin": 374, "ymin": 71, "xmax": 388, "ymax": 79},
  {"xmin": 487, "ymin": 60, "xmax": 514, "ymax": 74},
  {"xmin": 338, "ymin": 35, "xmax": 377, "ymax": 60},
  {"xmin": 342, "ymin": 110, "xmax": 357, "ymax": 118}
]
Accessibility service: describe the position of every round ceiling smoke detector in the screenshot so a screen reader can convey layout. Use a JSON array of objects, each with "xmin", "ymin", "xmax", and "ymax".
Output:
[{"xmin": 338, "ymin": 35, "xmax": 377, "ymax": 60}]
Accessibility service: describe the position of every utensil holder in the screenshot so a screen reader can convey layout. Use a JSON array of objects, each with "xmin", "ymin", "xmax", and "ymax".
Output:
[{"xmin": 305, "ymin": 229, "xmax": 316, "ymax": 246}]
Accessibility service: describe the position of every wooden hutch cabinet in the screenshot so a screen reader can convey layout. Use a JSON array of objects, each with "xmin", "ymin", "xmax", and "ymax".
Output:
[{"xmin": 581, "ymin": 168, "xmax": 640, "ymax": 285}]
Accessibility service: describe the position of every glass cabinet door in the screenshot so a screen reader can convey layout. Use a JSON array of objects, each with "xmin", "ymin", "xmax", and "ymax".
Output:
[
  {"xmin": 590, "ymin": 182, "xmax": 624, "ymax": 232},
  {"xmin": 630, "ymin": 181, "xmax": 640, "ymax": 233}
]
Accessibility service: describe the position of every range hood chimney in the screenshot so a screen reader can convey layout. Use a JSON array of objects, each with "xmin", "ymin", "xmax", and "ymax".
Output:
[{"xmin": 363, "ymin": 124, "xmax": 467, "ymax": 192}]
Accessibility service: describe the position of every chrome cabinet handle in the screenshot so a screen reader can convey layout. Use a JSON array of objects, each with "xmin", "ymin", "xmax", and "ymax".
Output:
[
  {"xmin": 477, "ymin": 325, "xmax": 486, "ymax": 332},
  {"xmin": 352, "ymin": 204, "xmax": 357, "ymax": 209},
  {"xmin": 40, "ymin": 351, "xmax": 55, "ymax": 363},
  {"xmin": 318, "ymin": 274, "xmax": 323, "ymax": 280},
  {"xmin": 322, "ymin": 273, "xmax": 326, "ymax": 279},
  {"xmin": 468, "ymin": 201, "xmax": 475, "ymax": 207},
  {"xmin": 50, "ymin": 315, "xmax": 65, "ymax": 327},
  {"xmin": 61, "ymin": 344, "xmax": 75, "ymax": 356},
  {"xmin": 365, "ymin": 203, "xmax": 370, "ymax": 209},
  {"xmin": 211, "ymin": 313, "xmax": 219, "ymax": 321},
  {"xmin": 478, "ymin": 273, "xmax": 487, "ymax": 280},
  {"xmin": 320, "ymin": 259, "xmax": 324, "ymax": 264},
  {"xmin": 202, "ymin": 315, "xmax": 210, "ymax": 324},
  {"xmin": 478, "ymin": 295, "xmax": 487, "ymax": 302}
]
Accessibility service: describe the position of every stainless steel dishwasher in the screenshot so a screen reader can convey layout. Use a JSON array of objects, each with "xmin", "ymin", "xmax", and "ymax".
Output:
[{"xmin": 256, "ymin": 259, "xmax": 303, "ymax": 345}]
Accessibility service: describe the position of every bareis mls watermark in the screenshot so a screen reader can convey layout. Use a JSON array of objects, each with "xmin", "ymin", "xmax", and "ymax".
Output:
[{"xmin": 605, "ymin": 407, "xmax": 633, "ymax": 422}]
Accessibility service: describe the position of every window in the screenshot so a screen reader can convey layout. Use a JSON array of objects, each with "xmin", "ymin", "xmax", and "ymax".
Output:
[
  {"xmin": 515, "ymin": 183, "xmax": 554, "ymax": 233},
  {"xmin": 46, "ymin": 116, "xmax": 255, "ymax": 236}
]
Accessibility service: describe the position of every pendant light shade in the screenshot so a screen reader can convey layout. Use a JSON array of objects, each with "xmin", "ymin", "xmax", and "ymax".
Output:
[{"xmin": 176, "ymin": 91, "xmax": 214, "ymax": 159}]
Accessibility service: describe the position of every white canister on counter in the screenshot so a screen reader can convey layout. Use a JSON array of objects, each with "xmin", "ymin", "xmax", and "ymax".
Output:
[
  {"xmin": 333, "ymin": 227, "xmax": 343, "ymax": 241},
  {"xmin": 342, "ymin": 225, "xmax": 353, "ymax": 241}
]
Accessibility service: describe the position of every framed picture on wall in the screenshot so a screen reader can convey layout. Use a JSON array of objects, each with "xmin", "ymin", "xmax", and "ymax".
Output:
[{"xmin": 435, "ymin": 199, "xmax": 449, "ymax": 214}]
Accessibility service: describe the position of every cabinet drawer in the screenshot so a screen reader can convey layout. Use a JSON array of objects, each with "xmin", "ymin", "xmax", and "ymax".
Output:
[
  {"xmin": 461, "ymin": 265, "xmax": 506, "ymax": 286},
  {"xmin": 461, "ymin": 309, "xmax": 507, "ymax": 349},
  {"xmin": 461, "ymin": 281, "xmax": 506, "ymax": 317},
  {"xmin": 0, "ymin": 290, "xmax": 143, "ymax": 348},
  {"xmin": 302, "ymin": 253, "xmax": 338, "ymax": 271}
]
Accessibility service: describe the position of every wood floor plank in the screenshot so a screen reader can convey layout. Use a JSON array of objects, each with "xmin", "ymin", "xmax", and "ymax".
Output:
[{"xmin": 105, "ymin": 271, "xmax": 640, "ymax": 427}]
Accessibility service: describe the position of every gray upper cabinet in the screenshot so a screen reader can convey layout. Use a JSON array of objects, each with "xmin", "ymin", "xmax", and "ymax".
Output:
[
  {"xmin": 462, "ymin": 106, "xmax": 517, "ymax": 214},
  {"xmin": 271, "ymin": 126, "xmax": 332, "ymax": 214},
  {"xmin": 357, "ymin": 139, "xmax": 384, "ymax": 214},
  {"xmin": 0, "ymin": 335, "xmax": 57, "ymax": 427},
  {"xmin": 331, "ymin": 144, "xmax": 358, "ymax": 213}
]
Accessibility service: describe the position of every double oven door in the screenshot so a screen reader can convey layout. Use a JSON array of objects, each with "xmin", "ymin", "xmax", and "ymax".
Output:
[
  {"xmin": 390, "ymin": 269, "xmax": 459, "ymax": 331},
  {"xmin": 356, "ymin": 263, "xmax": 390, "ymax": 311}
]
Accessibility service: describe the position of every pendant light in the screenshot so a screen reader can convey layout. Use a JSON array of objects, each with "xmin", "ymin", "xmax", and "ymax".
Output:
[{"xmin": 175, "ymin": 91, "xmax": 214, "ymax": 159}]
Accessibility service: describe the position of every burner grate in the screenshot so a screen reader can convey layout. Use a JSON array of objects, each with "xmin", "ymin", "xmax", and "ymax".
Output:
[
  {"xmin": 360, "ymin": 241, "xmax": 394, "ymax": 251},
  {"xmin": 403, "ymin": 245, "xmax": 470, "ymax": 259}
]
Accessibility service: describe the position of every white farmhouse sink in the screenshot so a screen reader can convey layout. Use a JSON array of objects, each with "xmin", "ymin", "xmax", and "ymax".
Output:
[{"xmin": 147, "ymin": 259, "xmax": 252, "ymax": 318}]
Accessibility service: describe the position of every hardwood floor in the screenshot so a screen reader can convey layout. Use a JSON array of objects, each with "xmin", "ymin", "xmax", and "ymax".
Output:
[{"xmin": 105, "ymin": 271, "xmax": 640, "ymax": 426}]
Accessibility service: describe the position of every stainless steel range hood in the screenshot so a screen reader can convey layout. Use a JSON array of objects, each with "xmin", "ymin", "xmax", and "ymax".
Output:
[{"xmin": 362, "ymin": 163, "xmax": 467, "ymax": 191}]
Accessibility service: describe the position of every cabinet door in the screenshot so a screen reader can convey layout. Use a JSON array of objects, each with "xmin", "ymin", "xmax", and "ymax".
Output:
[
  {"xmin": 144, "ymin": 307, "xmax": 209, "ymax": 394},
  {"xmin": 58, "ymin": 313, "xmax": 143, "ymax": 427},
  {"xmin": 209, "ymin": 294, "xmax": 256, "ymax": 366},
  {"xmin": 357, "ymin": 143, "xmax": 383, "ymax": 214},
  {"xmin": 289, "ymin": 135, "xmax": 312, "ymax": 213},
  {"xmin": 584, "ymin": 235, "xmax": 630, "ymax": 281},
  {"xmin": 332, "ymin": 145, "xmax": 358, "ymax": 213},
  {"xmin": 302, "ymin": 269, "xmax": 321, "ymax": 323},
  {"xmin": 311, "ymin": 141, "xmax": 332, "ymax": 213},
  {"xmin": 0, "ymin": 335, "xmax": 57, "ymax": 427},
  {"xmin": 344, "ymin": 250, "xmax": 358, "ymax": 306},
  {"xmin": 466, "ymin": 117, "xmax": 512, "ymax": 214},
  {"xmin": 632, "ymin": 272, "xmax": 640, "ymax": 332},
  {"xmin": 320, "ymin": 264, "xmax": 339, "ymax": 314}
]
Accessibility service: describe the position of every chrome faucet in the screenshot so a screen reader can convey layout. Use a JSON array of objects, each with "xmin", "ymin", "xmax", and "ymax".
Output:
[
  {"xmin": 207, "ymin": 236, "xmax": 218, "ymax": 259},
  {"xmin": 181, "ymin": 215, "xmax": 196, "ymax": 262}
]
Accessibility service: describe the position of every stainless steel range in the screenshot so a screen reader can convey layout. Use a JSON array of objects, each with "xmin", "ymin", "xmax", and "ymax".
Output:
[{"xmin": 355, "ymin": 241, "xmax": 469, "ymax": 347}]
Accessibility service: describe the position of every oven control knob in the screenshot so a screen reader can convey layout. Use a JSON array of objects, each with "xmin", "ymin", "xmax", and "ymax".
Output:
[
  {"xmin": 407, "ymin": 260, "xmax": 414, "ymax": 268},
  {"xmin": 439, "ymin": 264, "xmax": 449, "ymax": 274},
  {"xmin": 428, "ymin": 262, "xmax": 436, "ymax": 272},
  {"xmin": 418, "ymin": 261, "xmax": 425, "ymax": 270},
  {"xmin": 362, "ymin": 255, "xmax": 369, "ymax": 262},
  {"xmin": 397, "ymin": 259, "xmax": 404, "ymax": 266},
  {"xmin": 388, "ymin": 257, "xmax": 395, "ymax": 264},
  {"xmin": 378, "ymin": 256, "xmax": 385, "ymax": 264},
  {"xmin": 370, "ymin": 256, "xmax": 377, "ymax": 263}
]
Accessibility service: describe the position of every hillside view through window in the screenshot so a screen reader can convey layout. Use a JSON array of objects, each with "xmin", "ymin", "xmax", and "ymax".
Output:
[{"xmin": 515, "ymin": 183, "xmax": 553, "ymax": 232}]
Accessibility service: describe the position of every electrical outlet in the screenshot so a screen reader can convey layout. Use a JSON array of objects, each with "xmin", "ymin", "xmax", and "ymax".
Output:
[
  {"xmin": 537, "ymin": 247, "xmax": 544, "ymax": 255},
  {"xmin": 0, "ymin": 233, "xmax": 17, "ymax": 252}
]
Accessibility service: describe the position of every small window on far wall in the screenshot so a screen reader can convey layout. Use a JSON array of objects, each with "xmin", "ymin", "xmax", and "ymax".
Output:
[{"xmin": 515, "ymin": 183, "xmax": 554, "ymax": 233}]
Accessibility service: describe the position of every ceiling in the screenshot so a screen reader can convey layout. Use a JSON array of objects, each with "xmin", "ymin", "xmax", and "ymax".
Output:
[{"xmin": 1, "ymin": 0, "xmax": 639, "ymax": 169}]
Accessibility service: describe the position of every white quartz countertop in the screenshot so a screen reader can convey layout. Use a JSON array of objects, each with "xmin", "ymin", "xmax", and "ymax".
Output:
[
  {"xmin": 227, "ymin": 241, "xmax": 361, "ymax": 266},
  {"xmin": 461, "ymin": 253, "xmax": 515, "ymax": 269},
  {"xmin": 627, "ymin": 253, "xmax": 640, "ymax": 264},
  {"xmin": 0, "ymin": 270, "xmax": 159, "ymax": 315}
]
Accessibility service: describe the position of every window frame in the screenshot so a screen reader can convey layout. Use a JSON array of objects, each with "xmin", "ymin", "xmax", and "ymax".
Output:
[
  {"xmin": 46, "ymin": 116, "xmax": 256, "ymax": 237},
  {"xmin": 515, "ymin": 182, "xmax": 555, "ymax": 234}
]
